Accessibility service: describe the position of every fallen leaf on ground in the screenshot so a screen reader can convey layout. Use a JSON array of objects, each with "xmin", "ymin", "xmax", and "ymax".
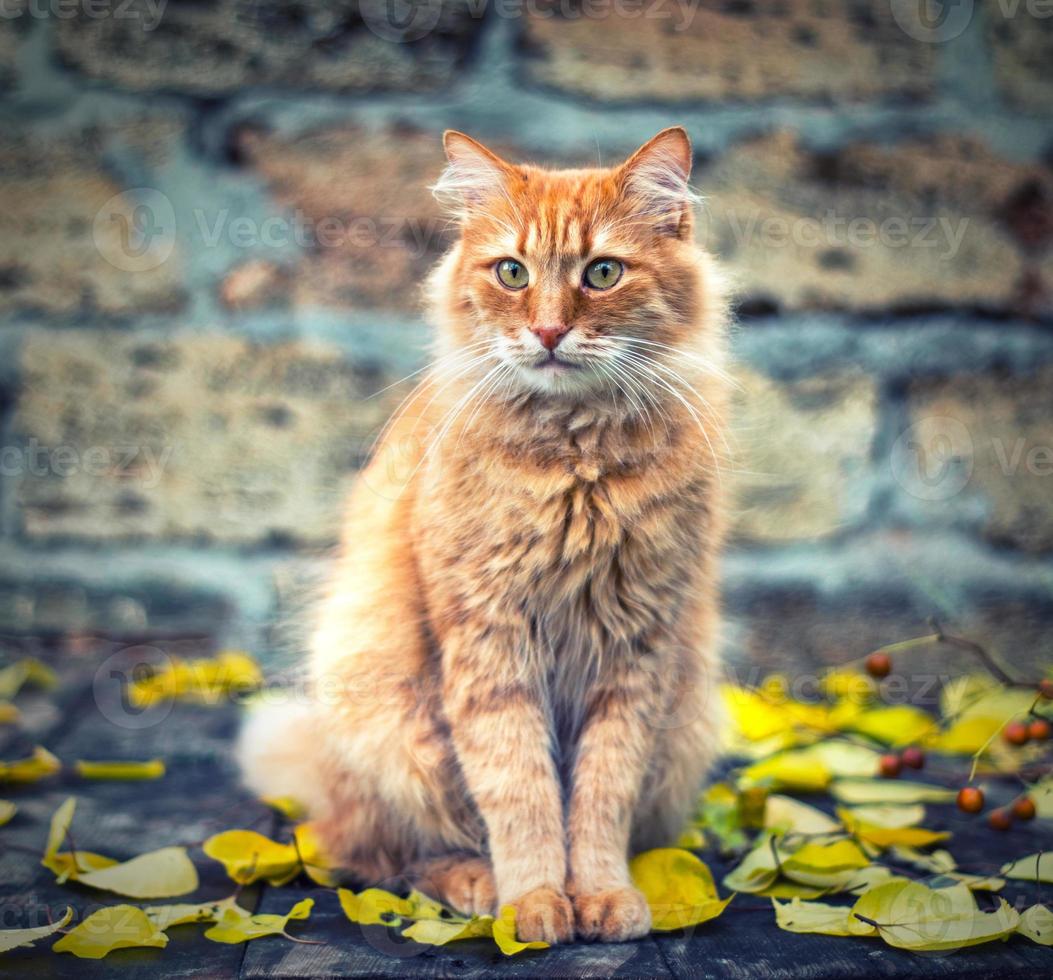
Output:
[
  {"xmin": 1018, "ymin": 905, "xmax": 1053, "ymax": 945},
  {"xmin": 630, "ymin": 848, "xmax": 733, "ymax": 931},
  {"xmin": 0, "ymin": 746, "xmax": 60, "ymax": 783},
  {"xmin": 830, "ymin": 779, "xmax": 956, "ymax": 805},
  {"xmin": 53, "ymin": 906, "xmax": 168, "ymax": 959},
  {"xmin": 1001, "ymin": 852, "xmax": 1053, "ymax": 883},
  {"xmin": 203, "ymin": 829, "xmax": 300, "ymax": 886},
  {"xmin": 205, "ymin": 897, "xmax": 313, "ymax": 944},
  {"xmin": 76, "ymin": 847, "xmax": 199, "ymax": 899},
  {"xmin": 0, "ymin": 908, "xmax": 72, "ymax": 955},
  {"xmin": 74, "ymin": 760, "xmax": 165, "ymax": 781}
]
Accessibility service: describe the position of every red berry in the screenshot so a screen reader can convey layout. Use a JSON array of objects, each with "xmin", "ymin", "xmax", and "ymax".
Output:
[
  {"xmin": 901, "ymin": 746, "xmax": 925, "ymax": 770},
  {"xmin": 879, "ymin": 753, "xmax": 903, "ymax": 778},
  {"xmin": 988, "ymin": 809, "xmax": 1013, "ymax": 832},
  {"xmin": 1012, "ymin": 797, "xmax": 1037, "ymax": 821},
  {"xmin": 1028, "ymin": 719, "xmax": 1051, "ymax": 741},
  {"xmin": 1004, "ymin": 721, "xmax": 1031, "ymax": 746},
  {"xmin": 1038, "ymin": 679, "xmax": 1053, "ymax": 700},
  {"xmin": 957, "ymin": 786, "xmax": 985, "ymax": 813},
  {"xmin": 866, "ymin": 653, "xmax": 892, "ymax": 679}
]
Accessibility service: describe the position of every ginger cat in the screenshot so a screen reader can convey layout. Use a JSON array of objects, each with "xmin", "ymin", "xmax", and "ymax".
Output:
[{"xmin": 239, "ymin": 127, "xmax": 730, "ymax": 944}]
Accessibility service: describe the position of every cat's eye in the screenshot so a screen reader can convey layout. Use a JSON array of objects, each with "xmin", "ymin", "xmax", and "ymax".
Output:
[
  {"xmin": 495, "ymin": 259, "xmax": 529, "ymax": 289},
  {"xmin": 584, "ymin": 258, "xmax": 623, "ymax": 290}
]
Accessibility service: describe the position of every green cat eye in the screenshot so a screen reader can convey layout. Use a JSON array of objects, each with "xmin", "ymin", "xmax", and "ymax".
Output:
[
  {"xmin": 584, "ymin": 258, "xmax": 623, "ymax": 290},
  {"xmin": 496, "ymin": 259, "xmax": 529, "ymax": 289}
]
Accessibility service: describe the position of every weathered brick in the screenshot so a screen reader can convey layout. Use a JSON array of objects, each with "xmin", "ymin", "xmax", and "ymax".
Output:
[
  {"xmin": 0, "ymin": 21, "xmax": 24, "ymax": 90},
  {"xmin": 55, "ymin": 0, "xmax": 483, "ymax": 95},
  {"xmin": 903, "ymin": 367, "xmax": 1053, "ymax": 552},
  {"xmin": 13, "ymin": 331, "xmax": 406, "ymax": 545},
  {"xmin": 521, "ymin": 0, "xmax": 935, "ymax": 104},
  {"xmin": 987, "ymin": 3, "xmax": 1053, "ymax": 112},
  {"xmin": 731, "ymin": 369, "xmax": 878, "ymax": 543},
  {"xmin": 236, "ymin": 123, "xmax": 451, "ymax": 315},
  {"xmin": 219, "ymin": 259, "xmax": 292, "ymax": 310},
  {"xmin": 0, "ymin": 122, "xmax": 186, "ymax": 317},
  {"xmin": 699, "ymin": 133, "xmax": 1053, "ymax": 315}
]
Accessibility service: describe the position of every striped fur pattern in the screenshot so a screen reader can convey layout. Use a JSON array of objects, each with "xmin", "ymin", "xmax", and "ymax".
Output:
[{"xmin": 238, "ymin": 128, "xmax": 731, "ymax": 943}]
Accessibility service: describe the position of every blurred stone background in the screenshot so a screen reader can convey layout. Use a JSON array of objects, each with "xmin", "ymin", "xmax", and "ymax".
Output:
[{"xmin": 1, "ymin": 0, "xmax": 1052, "ymax": 689}]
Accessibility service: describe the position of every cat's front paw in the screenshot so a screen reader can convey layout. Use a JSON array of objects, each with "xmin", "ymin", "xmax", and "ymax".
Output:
[
  {"xmin": 573, "ymin": 886, "xmax": 652, "ymax": 942},
  {"xmin": 509, "ymin": 886, "xmax": 574, "ymax": 944}
]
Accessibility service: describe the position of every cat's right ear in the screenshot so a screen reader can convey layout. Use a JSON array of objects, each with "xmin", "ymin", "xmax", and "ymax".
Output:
[{"xmin": 433, "ymin": 131, "xmax": 512, "ymax": 215}]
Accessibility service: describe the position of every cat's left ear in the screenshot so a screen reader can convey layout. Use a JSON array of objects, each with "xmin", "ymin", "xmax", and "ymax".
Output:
[
  {"xmin": 619, "ymin": 127, "xmax": 696, "ymax": 239},
  {"xmin": 433, "ymin": 131, "xmax": 514, "ymax": 215}
]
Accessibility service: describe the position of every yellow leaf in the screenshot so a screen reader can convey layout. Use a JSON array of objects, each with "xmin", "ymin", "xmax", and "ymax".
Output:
[
  {"xmin": 0, "ymin": 702, "xmax": 19, "ymax": 725},
  {"xmin": 0, "ymin": 658, "xmax": 57, "ymax": 700},
  {"xmin": 205, "ymin": 897, "xmax": 313, "ymax": 944},
  {"xmin": 838, "ymin": 807, "xmax": 949, "ymax": 849},
  {"xmin": 0, "ymin": 799, "xmax": 14, "ymax": 826},
  {"xmin": 0, "ymin": 907, "xmax": 72, "ymax": 954},
  {"xmin": 756, "ymin": 880, "xmax": 828, "ymax": 899},
  {"xmin": 74, "ymin": 759, "xmax": 165, "ymax": 781},
  {"xmin": 203, "ymin": 829, "xmax": 300, "ymax": 886},
  {"xmin": 851, "ymin": 879, "xmax": 1019, "ymax": 952},
  {"xmin": 784, "ymin": 839, "xmax": 870, "ymax": 873},
  {"xmin": 849, "ymin": 705, "xmax": 934, "ymax": 747},
  {"xmin": 889, "ymin": 846, "xmax": 957, "ymax": 874},
  {"xmin": 820, "ymin": 669, "xmax": 876, "ymax": 703},
  {"xmin": 53, "ymin": 906, "xmax": 168, "ymax": 959},
  {"xmin": 722, "ymin": 685, "xmax": 791, "ymax": 742},
  {"xmin": 1019, "ymin": 904, "xmax": 1053, "ymax": 945},
  {"xmin": 830, "ymin": 779, "xmax": 956, "ymax": 805},
  {"xmin": 49, "ymin": 852, "xmax": 118, "ymax": 884},
  {"xmin": 838, "ymin": 804, "xmax": 926, "ymax": 829},
  {"xmin": 1001, "ymin": 852, "xmax": 1053, "ymax": 883},
  {"xmin": 773, "ymin": 897, "xmax": 869, "ymax": 937},
  {"xmin": 0, "ymin": 746, "xmax": 60, "ymax": 783},
  {"xmin": 144, "ymin": 901, "xmax": 227, "ymax": 930},
  {"xmin": 765, "ymin": 795, "xmax": 839, "ymax": 835},
  {"xmin": 630, "ymin": 847, "xmax": 733, "ymax": 930},
  {"xmin": 805, "ymin": 741, "xmax": 881, "ymax": 778},
  {"xmin": 929, "ymin": 717, "xmax": 1003, "ymax": 755},
  {"xmin": 41, "ymin": 796, "xmax": 77, "ymax": 876},
  {"xmin": 293, "ymin": 822, "xmax": 340, "ymax": 887},
  {"xmin": 76, "ymin": 847, "xmax": 199, "ymax": 899},
  {"xmin": 402, "ymin": 915, "xmax": 494, "ymax": 946},
  {"xmin": 338, "ymin": 887, "xmax": 417, "ymax": 926},
  {"xmin": 264, "ymin": 795, "xmax": 307, "ymax": 822},
  {"xmin": 128, "ymin": 650, "xmax": 262, "ymax": 707},
  {"xmin": 492, "ymin": 905, "xmax": 550, "ymax": 955},
  {"xmin": 723, "ymin": 834, "xmax": 783, "ymax": 894},
  {"xmin": 741, "ymin": 751, "xmax": 831, "ymax": 792}
]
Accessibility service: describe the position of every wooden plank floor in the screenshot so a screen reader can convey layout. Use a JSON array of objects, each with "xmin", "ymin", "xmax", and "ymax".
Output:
[{"xmin": 1, "ymin": 637, "xmax": 1050, "ymax": 977}]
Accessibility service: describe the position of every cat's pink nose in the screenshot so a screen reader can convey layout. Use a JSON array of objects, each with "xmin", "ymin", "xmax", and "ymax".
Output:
[{"xmin": 532, "ymin": 324, "xmax": 570, "ymax": 351}]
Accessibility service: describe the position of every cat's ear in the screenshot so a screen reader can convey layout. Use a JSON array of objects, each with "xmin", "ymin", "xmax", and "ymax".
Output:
[
  {"xmin": 433, "ymin": 131, "xmax": 513, "ymax": 215},
  {"xmin": 619, "ymin": 127, "xmax": 697, "ymax": 238}
]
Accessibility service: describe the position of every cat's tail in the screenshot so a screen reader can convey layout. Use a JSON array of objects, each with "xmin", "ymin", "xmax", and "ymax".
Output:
[{"xmin": 235, "ymin": 698, "xmax": 328, "ymax": 817}]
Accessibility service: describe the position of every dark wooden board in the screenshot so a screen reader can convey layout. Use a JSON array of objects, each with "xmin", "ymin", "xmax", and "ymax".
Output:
[{"xmin": 2, "ymin": 641, "xmax": 1051, "ymax": 978}]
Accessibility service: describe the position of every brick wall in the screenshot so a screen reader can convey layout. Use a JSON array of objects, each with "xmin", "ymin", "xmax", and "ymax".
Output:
[{"xmin": 1, "ymin": 0, "xmax": 1052, "ymax": 679}]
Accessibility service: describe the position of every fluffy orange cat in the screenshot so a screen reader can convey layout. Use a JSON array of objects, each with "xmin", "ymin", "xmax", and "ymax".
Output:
[{"xmin": 239, "ymin": 127, "xmax": 731, "ymax": 944}]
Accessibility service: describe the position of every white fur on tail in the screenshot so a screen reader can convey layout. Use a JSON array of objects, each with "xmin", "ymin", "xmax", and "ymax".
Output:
[{"xmin": 236, "ymin": 700, "xmax": 325, "ymax": 816}]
